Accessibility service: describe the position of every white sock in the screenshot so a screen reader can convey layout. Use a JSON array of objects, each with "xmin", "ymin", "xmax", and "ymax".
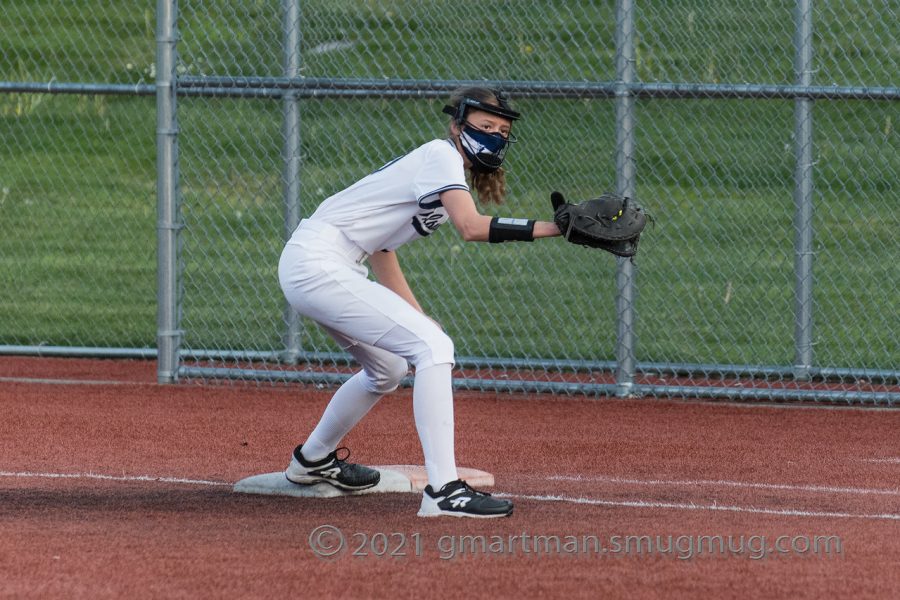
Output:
[
  {"xmin": 413, "ymin": 363, "xmax": 458, "ymax": 490},
  {"xmin": 301, "ymin": 372, "xmax": 382, "ymax": 462}
]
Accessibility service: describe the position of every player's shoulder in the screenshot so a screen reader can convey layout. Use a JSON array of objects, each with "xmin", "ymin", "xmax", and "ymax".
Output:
[
  {"xmin": 418, "ymin": 138, "xmax": 464, "ymax": 166},
  {"xmin": 420, "ymin": 138, "xmax": 461, "ymax": 155},
  {"xmin": 380, "ymin": 139, "xmax": 463, "ymax": 177}
]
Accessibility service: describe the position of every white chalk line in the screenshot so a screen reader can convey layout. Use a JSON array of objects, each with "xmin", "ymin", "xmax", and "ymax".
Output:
[
  {"xmin": 495, "ymin": 492, "xmax": 900, "ymax": 521},
  {"xmin": 544, "ymin": 474, "xmax": 900, "ymax": 496},
  {"xmin": 0, "ymin": 471, "xmax": 230, "ymax": 487},
  {"xmin": 862, "ymin": 457, "xmax": 900, "ymax": 464}
]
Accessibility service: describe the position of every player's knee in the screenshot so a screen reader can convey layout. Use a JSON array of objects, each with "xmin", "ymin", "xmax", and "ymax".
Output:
[
  {"xmin": 411, "ymin": 330, "xmax": 455, "ymax": 369},
  {"xmin": 363, "ymin": 355, "xmax": 409, "ymax": 394}
]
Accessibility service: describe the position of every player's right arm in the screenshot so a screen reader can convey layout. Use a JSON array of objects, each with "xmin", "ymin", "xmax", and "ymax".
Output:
[
  {"xmin": 368, "ymin": 249, "xmax": 424, "ymax": 312},
  {"xmin": 369, "ymin": 250, "xmax": 445, "ymax": 330}
]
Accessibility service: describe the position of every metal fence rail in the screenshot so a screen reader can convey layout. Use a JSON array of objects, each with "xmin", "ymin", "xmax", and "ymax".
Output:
[
  {"xmin": 2, "ymin": 1, "xmax": 897, "ymax": 404},
  {"xmin": 5, "ymin": 78, "xmax": 900, "ymax": 101}
]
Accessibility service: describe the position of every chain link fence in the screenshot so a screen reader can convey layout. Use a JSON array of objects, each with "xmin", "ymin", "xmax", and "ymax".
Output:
[
  {"xmin": 2, "ymin": 1, "xmax": 898, "ymax": 404},
  {"xmin": 1, "ymin": 2, "xmax": 158, "ymax": 353}
]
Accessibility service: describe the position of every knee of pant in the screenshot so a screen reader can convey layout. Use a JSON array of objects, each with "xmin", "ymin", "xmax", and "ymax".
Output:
[
  {"xmin": 362, "ymin": 355, "xmax": 409, "ymax": 394},
  {"xmin": 412, "ymin": 331, "xmax": 455, "ymax": 369}
]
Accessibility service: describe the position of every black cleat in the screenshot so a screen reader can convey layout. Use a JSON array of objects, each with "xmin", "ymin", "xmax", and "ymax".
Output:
[
  {"xmin": 417, "ymin": 479, "xmax": 513, "ymax": 518},
  {"xmin": 284, "ymin": 445, "xmax": 380, "ymax": 491}
]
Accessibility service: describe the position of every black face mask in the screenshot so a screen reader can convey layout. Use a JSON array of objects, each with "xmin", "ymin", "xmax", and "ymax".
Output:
[{"xmin": 459, "ymin": 124, "xmax": 512, "ymax": 174}]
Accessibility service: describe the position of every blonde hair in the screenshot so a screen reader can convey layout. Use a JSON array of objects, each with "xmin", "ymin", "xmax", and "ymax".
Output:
[{"xmin": 446, "ymin": 86, "xmax": 517, "ymax": 205}]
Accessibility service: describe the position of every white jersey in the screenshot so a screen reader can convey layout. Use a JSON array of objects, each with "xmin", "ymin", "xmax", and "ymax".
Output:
[{"xmin": 298, "ymin": 139, "xmax": 469, "ymax": 254}]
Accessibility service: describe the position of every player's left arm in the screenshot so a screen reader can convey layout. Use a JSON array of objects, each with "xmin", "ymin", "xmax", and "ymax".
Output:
[
  {"xmin": 368, "ymin": 249, "xmax": 425, "ymax": 313},
  {"xmin": 441, "ymin": 188, "xmax": 560, "ymax": 242}
]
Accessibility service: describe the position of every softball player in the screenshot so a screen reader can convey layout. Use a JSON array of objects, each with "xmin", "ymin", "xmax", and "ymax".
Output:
[{"xmin": 278, "ymin": 87, "xmax": 560, "ymax": 518}]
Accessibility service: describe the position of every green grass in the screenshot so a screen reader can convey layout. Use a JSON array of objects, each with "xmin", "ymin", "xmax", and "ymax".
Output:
[{"xmin": 1, "ymin": 1, "xmax": 897, "ymax": 370}]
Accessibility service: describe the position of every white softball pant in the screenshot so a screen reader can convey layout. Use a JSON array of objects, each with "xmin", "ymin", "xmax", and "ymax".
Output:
[{"xmin": 278, "ymin": 219, "xmax": 455, "ymax": 379}]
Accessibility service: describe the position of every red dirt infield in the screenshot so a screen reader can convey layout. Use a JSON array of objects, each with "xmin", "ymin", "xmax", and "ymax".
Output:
[{"xmin": 1, "ymin": 356, "xmax": 899, "ymax": 599}]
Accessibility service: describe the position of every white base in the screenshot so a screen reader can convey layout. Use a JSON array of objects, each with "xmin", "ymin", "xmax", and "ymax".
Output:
[
  {"xmin": 233, "ymin": 469, "xmax": 410, "ymax": 497},
  {"xmin": 233, "ymin": 465, "xmax": 494, "ymax": 498}
]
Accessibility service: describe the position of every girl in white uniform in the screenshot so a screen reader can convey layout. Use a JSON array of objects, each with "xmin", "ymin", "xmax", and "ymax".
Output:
[{"xmin": 278, "ymin": 87, "xmax": 561, "ymax": 518}]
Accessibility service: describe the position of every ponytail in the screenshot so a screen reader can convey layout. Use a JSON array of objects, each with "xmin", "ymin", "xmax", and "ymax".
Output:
[{"xmin": 469, "ymin": 168, "xmax": 507, "ymax": 205}]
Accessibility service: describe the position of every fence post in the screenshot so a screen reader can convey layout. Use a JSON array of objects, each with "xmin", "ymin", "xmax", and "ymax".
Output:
[
  {"xmin": 614, "ymin": 0, "xmax": 638, "ymax": 397},
  {"xmin": 156, "ymin": 0, "xmax": 182, "ymax": 383},
  {"xmin": 793, "ymin": 0, "xmax": 814, "ymax": 380},
  {"xmin": 281, "ymin": 0, "xmax": 302, "ymax": 364}
]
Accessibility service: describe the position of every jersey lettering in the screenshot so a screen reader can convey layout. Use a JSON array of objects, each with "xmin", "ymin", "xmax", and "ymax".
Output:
[{"xmin": 411, "ymin": 206, "xmax": 448, "ymax": 237}]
